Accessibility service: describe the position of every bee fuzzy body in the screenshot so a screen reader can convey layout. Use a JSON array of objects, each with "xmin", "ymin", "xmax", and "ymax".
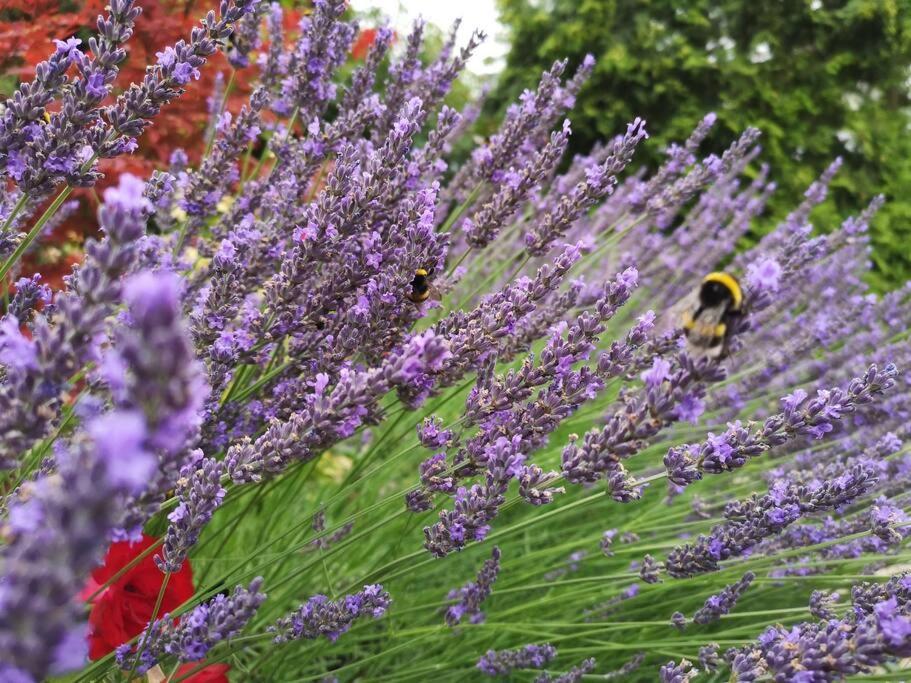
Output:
[
  {"xmin": 407, "ymin": 268, "xmax": 432, "ymax": 303},
  {"xmin": 680, "ymin": 272, "xmax": 743, "ymax": 359}
]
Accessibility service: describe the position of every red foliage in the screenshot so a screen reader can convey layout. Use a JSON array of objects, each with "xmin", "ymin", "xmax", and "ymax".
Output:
[
  {"xmin": 1, "ymin": 0, "xmax": 258, "ymax": 283},
  {"xmin": 351, "ymin": 27, "xmax": 379, "ymax": 60}
]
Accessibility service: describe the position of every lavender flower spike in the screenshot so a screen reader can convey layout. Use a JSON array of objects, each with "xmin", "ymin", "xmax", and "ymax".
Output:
[
  {"xmin": 665, "ymin": 363, "xmax": 899, "ymax": 484},
  {"xmin": 445, "ymin": 546, "xmax": 502, "ymax": 626},
  {"xmin": 692, "ymin": 571, "xmax": 755, "ymax": 624},
  {"xmin": 659, "ymin": 658, "xmax": 697, "ymax": 682},
  {"xmin": 477, "ymin": 644, "xmax": 558, "ymax": 676},
  {"xmin": 158, "ymin": 455, "xmax": 226, "ymax": 572},
  {"xmin": 270, "ymin": 585, "xmax": 391, "ymax": 644},
  {"xmin": 0, "ymin": 415, "xmax": 155, "ymax": 679},
  {"xmin": 117, "ymin": 578, "xmax": 266, "ymax": 673},
  {"xmin": 524, "ymin": 117, "xmax": 647, "ymax": 256}
]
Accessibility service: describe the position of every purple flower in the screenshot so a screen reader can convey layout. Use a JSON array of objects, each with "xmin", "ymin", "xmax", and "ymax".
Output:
[
  {"xmin": 692, "ymin": 571, "xmax": 755, "ymax": 624},
  {"xmin": 0, "ymin": 316, "xmax": 37, "ymax": 373},
  {"xmin": 875, "ymin": 597, "xmax": 911, "ymax": 648},
  {"xmin": 158, "ymin": 455, "xmax": 226, "ymax": 572},
  {"xmin": 270, "ymin": 585, "xmax": 391, "ymax": 644},
  {"xmin": 87, "ymin": 411, "xmax": 156, "ymax": 494},
  {"xmin": 444, "ymin": 546, "xmax": 501, "ymax": 626},
  {"xmin": 86, "ymin": 72, "xmax": 107, "ymax": 99},
  {"xmin": 103, "ymin": 173, "xmax": 152, "ymax": 213},
  {"xmin": 673, "ymin": 393, "xmax": 705, "ymax": 424},
  {"xmin": 478, "ymin": 644, "xmax": 557, "ymax": 676},
  {"xmin": 746, "ymin": 257, "xmax": 783, "ymax": 292},
  {"xmin": 52, "ymin": 37, "xmax": 82, "ymax": 63},
  {"xmin": 119, "ymin": 579, "xmax": 266, "ymax": 672}
]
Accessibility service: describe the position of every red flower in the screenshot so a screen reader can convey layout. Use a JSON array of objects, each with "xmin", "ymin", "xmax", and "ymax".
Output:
[
  {"xmin": 80, "ymin": 534, "xmax": 194, "ymax": 661},
  {"xmin": 175, "ymin": 662, "xmax": 231, "ymax": 682},
  {"xmin": 351, "ymin": 28, "xmax": 379, "ymax": 60}
]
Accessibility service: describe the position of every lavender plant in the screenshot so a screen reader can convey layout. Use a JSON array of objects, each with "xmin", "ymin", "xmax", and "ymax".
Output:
[{"xmin": 1, "ymin": 2, "xmax": 909, "ymax": 681}]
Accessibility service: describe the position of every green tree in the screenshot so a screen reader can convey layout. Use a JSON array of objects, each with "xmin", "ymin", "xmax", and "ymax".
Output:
[{"xmin": 488, "ymin": 0, "xmax": 911, "ymax": 289}]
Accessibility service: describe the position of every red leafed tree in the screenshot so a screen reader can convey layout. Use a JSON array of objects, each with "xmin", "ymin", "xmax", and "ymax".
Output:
[{"xmin": 0, "ymin": 0, "xmax": 260, "ymax": 286}]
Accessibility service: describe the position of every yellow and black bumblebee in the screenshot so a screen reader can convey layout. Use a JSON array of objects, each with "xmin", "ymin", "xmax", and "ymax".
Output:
[
  {"xmin": 677, "ymin": 272, "xmax": 743, "ymax": 358},
  {"xmin": 407, "ymin": 268, "xmax": 432, "ymax": 303},
  {"xmin": 407, "ymin": 267, "xmax": 439, "ymax": 304}
]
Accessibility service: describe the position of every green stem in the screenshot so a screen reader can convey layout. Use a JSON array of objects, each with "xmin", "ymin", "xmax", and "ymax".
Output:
[
  {"xmin": 204, "ymin": 69, "xmax": 236, "ymax": 158},
  {"xmin": 437, "ymin": 183, "xmax": 483, "ymax": 235},
  {"xmin": 0, "ymin": 187, "xmax": 73, "ymax": 282},
  {"xmin": 0, "ymin": 193, "xmax": 28, "ymax": 239},
  {"xmin": 125, "ymin": 572, "xmax": 171, "ymax": 681}
]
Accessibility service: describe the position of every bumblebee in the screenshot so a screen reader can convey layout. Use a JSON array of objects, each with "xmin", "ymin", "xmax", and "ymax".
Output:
[
  {"xmin": 407, "ymin": 267, "xmax": 438, "ymax": 304},
  {"xmin": 678, "ymin": 272, "xmax": 743, "ymax": 358}
]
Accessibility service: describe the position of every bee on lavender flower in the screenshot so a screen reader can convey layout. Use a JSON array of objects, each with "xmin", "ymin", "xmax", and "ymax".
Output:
[
  {"xmin": 672, "ymin": 272, "xmax": 743, "ymax": 359},
  {"xmin": 407, "ymin": 267, "xmax": 440, "ymax": 304}
]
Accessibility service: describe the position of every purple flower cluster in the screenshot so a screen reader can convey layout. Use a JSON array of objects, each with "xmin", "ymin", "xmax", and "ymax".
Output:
[
  {"xmin": 691, "ymin": 571, "xmax": 755, "ymax": 624},
  {"xmin": 726, "ymin": 574, "xmax": 911, "ymax": 680},
  {"xmin": 664, "ymin": 364, "xmax": 898, "ymax": 487},
  {"xmin": 477, "ymin": 643, "xmax": 558, "ymax": 676},
  {"xmin": 270, "ymin": 584, "xmax": 391, "ymax": 644},
  {"xmin": 444, "ymin": 546, "xmax": 501, "ymax": 626},
  {"xmin": 1, "ymin": 0, "xmax": 910, "ymax": 679},
  {"xmin": 117, "ymin": 578, "xmax": 266, "ymax": 672},
  {"xmin": 665, "ymin": 462, "xmax": 879, "ymax": 577},
  {"xmin": 534, "ymin": 657, "xmax": 596, "ymax": 683}
]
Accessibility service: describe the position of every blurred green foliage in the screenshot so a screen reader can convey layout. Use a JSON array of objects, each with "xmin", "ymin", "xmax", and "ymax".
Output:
[{"xmin": 486, "ymin": 0, "xmax": 911, "ymax": 289}]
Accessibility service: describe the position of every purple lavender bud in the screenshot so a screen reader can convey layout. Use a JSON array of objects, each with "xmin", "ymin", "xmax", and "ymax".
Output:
[
  {"xmin": 118, "ymin": 578, "xmax": 266, "ymax": 672},
  {"xmin": 310, "ymin": 521, "xmax": 354, "ymax": 551},
  {"xmin": 103, "ymin": 0, "xmax": 259, "ymax": 152},
  {"xmin": 524, "ymin": 118, "xmax": 647, "ymax": 256},
  {"xmin": 534, "ymin": 657, "xmax": 596, "ymax": 683},
  {"xmin": 809, "ymin": 590, "xmax": 841, "ymax": 620},
  {"xmin": 0, "ymin": 415, "xmax": 156, "ymax": 678},
  {"xmin": 600, "ymin": 529, "xmax": 618, "ymax": 556},
  {"xmin": 0, "ymin": 173, "xmax": 150, "ymax": 468},
  {"xmin": 692, "ymin": 364, "xmax": 898, "ymax": 478},
  {"xmin": 270, "ymin": 584, "xmax": 391, "ymax": 643},
  {"xmin": 87, "ymin": 411, "xmax": 157, "ymax": 494},
  {"xmin": 698, "ymin": 643, "xmax": 720, "ymax": 672},
  {"xmin": 3, "ymin": 1, "xmax": 141, "ymax": 195},
  {"xmin": 666, "ymin": 462, "xmax": 878, "ymax": 578},
  {"xmin": 226, "ymin": 3, "xmax": 265, "ymax": 68},
  {"xmin": 692, "ymin": 571, "xmax": 755, "ymax": 624},
  {"xmin": 477, "ymin": 643, "xmax": 557, "ymax": 676},
  {"xmin": 745, "ymin": 257, "xmax": 783, "ymax": 293},
  {"xmin": 419, "ymin": 453, "xmax": 457, "ymax": 495},
  {"xmin": 671, "ymin": 611, "xmax": 687, "ymax": 630},
  {"xmin": 659, "ymin": 659, "xmax": 697, "ymax": 683},
  {"xmin": 517, "ymin": 464, "xmax": 565, "ymax": 505},
  {"xmin": 279, "ymin": 0, "xmax": 354, "ymax": 121},
  {"xmin": 417, "ymin": 416, "xmax": 453, "ymax": 449},
  {"xmin": 444, "ymin": 546, "xmax": 501, "ymax": 626},
  {"xmin": 424, "ymin": 436, "xmax": 524, "ymax": 557},
  {"xmin": 465, "ymin": 120, "xmax": 572, "ymax": 249},
  {"xmin": 639, "ymin": 554, "xmax": 663, "ymax": 584},
  {"xmin": 158, "ymin": 455, "xmax": 226, "ymax": 572},
  {"xmin": 871, "ymin": 497, "xmax": 909, "ymax": 546},
  {"xmin": 7, "ymin": 274, "xmax": 51, "ymax": 323}
]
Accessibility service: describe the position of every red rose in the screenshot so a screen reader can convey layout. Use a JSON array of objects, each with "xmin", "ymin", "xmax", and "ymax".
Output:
[
  {"xmin": 175, "ymin": 662, "xmax": 231, "ymax": 682},
  {"xmin": 80, "ymin": 534, "xmax": 194, "ymax": 660}
]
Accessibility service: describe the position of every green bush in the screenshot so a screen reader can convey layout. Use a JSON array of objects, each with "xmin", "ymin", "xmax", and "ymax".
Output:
[{"xmin": 487, "ymin": 0, "xmax": 911, "ymax": 289}]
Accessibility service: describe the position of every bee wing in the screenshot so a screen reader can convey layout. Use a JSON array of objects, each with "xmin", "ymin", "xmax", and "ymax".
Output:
[
  {"xmin": 427, "ymin": 283, "xmax": 444, "ymax": 301},
  {"xmin": 657, "ymin": 289, "xmax": 700, "ymax": 337},
  {"xmin": 685, "ymin": 304, "xmax": 729, "ymax": 359}
]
